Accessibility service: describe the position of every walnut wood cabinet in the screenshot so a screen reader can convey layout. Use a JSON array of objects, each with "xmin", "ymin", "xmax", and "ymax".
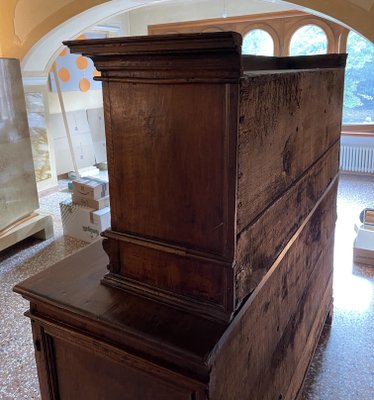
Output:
[{"xmin": 14, "ymin": 32, "xmax": 346, "ymax": 400}]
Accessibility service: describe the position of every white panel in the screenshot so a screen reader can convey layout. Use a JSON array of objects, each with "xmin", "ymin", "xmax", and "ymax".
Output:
[
  {"xmin": 0, "ymin": 58, "xmax": 39, "ymax": 231},
  {"xmin": 86, "ymin": 108, "xmax": 107, "ymax": 164},
  {"xmin": 50, "ymin": 110, "xmax": 96, "ymax": 175}
]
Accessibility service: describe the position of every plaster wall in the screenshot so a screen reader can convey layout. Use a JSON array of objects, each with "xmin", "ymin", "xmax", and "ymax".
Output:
[
  {"xmin": 127, "ymin": 0, "xmax": 291, "ymax": 35},
  {"xmin": 47, "ymin": 91, "xmax": 103, "ymax": 115}
]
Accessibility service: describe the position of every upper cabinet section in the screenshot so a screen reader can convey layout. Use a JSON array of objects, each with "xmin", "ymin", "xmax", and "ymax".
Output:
[{"xmin": 65, "ymin": 31, "xmax": 244, "ymax": 83}]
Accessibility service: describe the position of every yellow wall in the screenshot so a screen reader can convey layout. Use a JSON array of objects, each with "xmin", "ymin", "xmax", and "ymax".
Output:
[
  {"xmin": 0, "ymin": 0, "xmax": 109, "ymax": 59},
  {"xmin": 0, "ymin": 0, "xmax": 373, "ymax": 60},
  {"xmin": 288, "ymin": 0, "xmax": 374, "ymax": 43}
]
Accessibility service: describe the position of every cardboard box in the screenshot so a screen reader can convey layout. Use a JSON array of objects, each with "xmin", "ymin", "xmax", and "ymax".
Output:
[
  {"xmin": 72, "ymin": 177, "xmax": 109, "ymax": 200},
  {"xmin": 72, "ymin": 193, "xmax": 110, "ymax": 210},
  {"xmin": 60, "ymin": 200, "xmax": 110, "ymax": 242},
  {"xmin": 353, "ymin": 227, "xmax": 374, "ymax": 267}
]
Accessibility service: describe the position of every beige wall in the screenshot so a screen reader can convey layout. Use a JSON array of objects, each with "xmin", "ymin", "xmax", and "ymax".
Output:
[
  {"xmin": 288, "ymin": 0, "xmax": 374, "ymax": 43},
  {"xmin": 128, "ymin": 0, "xmax": 292, "ymax": 36}
]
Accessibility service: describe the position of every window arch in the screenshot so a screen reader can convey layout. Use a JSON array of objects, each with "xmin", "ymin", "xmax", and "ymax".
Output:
[
  {"xmin": 242, "ymin": 29, "xmax": 274, "ymax": 56},
  {"xmin": 343, "ymin": 31, "xmax": 374, "ymax": 124},
  {"xmin": 201, "ymin": 27, "xmax": 224, "ymax": 33},
  {"xmin": 289, "ymin": 24, "xmax": 328, "ymax": 56}
]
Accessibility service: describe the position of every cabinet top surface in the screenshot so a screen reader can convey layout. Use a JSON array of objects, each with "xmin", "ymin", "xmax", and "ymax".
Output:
[{"xmin": 14, "ymin": 240, "xmax": 226, "ymax": 363}]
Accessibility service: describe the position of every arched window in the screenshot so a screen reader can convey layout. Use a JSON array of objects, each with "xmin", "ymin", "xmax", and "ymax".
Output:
[
  {"xmin": 343, "ymin": 31, "xmax": 374, "ymax": 124},
  {"xmin": 242, "ymin": 29, "xmax": 274, "ymax": 56},
  {"xmin": 289, "ymin": 24, "xmax": 328, "ymax": 56}
]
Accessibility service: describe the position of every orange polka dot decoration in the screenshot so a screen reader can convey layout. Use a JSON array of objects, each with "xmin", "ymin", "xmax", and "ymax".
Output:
[
  {"xmin": 49, "ymin": 32, "xmax": 105, "ymax": 93},
  {"xmin": 79, "ymin": 78, "xmax": 91, "ymax": 92},
  {"xmin": 59, "ymin": 48, "xmax": 67, "ymax": 57},
  {"xmin": 58, "ymin": 67, "xmax": 71, "ymax": 82},
  {"xmin": 76, "ymin": 56, "xmax": 88, "ymax": 70}
]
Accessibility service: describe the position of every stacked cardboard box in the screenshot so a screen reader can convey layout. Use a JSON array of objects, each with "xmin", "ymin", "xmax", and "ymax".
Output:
[
  {"xmin": 60, "ymin": 177, "xmax": 110, "ymax": 242},
  {"xmin": 354, "ymin": 209, "xmax": 374, "ymax": 267}
]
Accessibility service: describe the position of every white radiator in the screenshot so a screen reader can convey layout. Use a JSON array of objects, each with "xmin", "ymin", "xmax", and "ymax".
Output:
[{"xmin": 340, "ymin": 145, "xmax": 374, "ymax": 174}]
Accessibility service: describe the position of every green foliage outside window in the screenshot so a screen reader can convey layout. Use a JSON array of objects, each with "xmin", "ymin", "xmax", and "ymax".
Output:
[
  {"xmin": 242, "ymin": 29, "xmax": 274, "ymax": 56},
  {"xmin": 289, "ymin": 25, "xmax": 328, "ymax": 56},
  {"xmin": 343, "ymin": 32, "xmax": 374, "ymax": 124}
]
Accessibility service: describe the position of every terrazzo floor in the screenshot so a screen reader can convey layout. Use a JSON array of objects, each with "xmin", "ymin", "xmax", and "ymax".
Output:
[
  {"xmin": 0, "ymin": 186, "xmax": 86, "ymax": 399},
  {"xmin": 0, "ymin": 173, "xmax": 373, "ymax": 399},
  {"xmin": 301, "ymin": 173, "xmax": 374, "ymax": 400}
]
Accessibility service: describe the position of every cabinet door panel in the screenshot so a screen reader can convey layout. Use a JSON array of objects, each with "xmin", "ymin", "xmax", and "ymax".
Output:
[{"xmin": 51, "ymin": 335, "xmax": 196, "ymax": 400}]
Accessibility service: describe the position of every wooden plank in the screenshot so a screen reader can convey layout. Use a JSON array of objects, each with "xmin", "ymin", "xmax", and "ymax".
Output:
[
  {"xmin": 208, "ymin": 181, "xmax": 337, "ymax": 400},
  {"xmin": 285, "ymin": 282, "xmax": 333, "ymax": 400},
  {"xmin": 252, "ymin": 253, "xmax": 333, "ymax": 400},
  {"xmin": 235, "ymin": 142, "xmax": 339, "ymax": 305},
  {"xmin": 237, "ymin": 67, "xmax": 344, "ymax": 233}
]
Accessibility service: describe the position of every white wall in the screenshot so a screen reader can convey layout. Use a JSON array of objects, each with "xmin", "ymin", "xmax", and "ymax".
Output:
[
  {"xmin": 127, "ymin": 0, "xmax": 292, "ymax": 35},
  {"xmin": 48, "ymin": 90, "xmax": 103, "ymax": 114},
  {"xmin": 341, "ymin": 135, "xmax": 374, "ymax": 146}
]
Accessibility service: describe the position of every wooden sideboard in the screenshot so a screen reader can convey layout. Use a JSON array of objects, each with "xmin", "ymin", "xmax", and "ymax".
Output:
[{"xmin": 14, "ymin": 32, "xmax": 346, "ymax": 399}]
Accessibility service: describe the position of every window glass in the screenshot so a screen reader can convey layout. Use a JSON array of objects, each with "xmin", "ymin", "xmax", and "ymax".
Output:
[
  {"xmin": 343, "ymin": 31, "xmax": 374, "ymax": 124},
  {"xmin": 242, "ymin": 29, "xmax": 274, "ymax": 56},
  {"xmin": 289, "ymin": 24, "xmax": 328, "ymax": 56}
]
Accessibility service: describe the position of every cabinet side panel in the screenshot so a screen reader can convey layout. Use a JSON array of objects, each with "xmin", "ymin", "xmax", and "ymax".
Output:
[
  {"xmin": 209, "ymin": 181, "xmax": 337, "ymax": 400},
  {"xmin": 235, "ymin": 142, "xmax": 339, "ymax": 305},
  {"xmin": 106, "ymin": 82, "xmax": 235, "ymax": 257},
  {"xmin": 237, "ymin": 68, "xmax": 344, "ymax": 232}
]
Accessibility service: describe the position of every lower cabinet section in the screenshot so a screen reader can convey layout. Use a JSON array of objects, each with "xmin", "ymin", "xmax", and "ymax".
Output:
[
  {"xmin": 32, "ymin": 322, "xmax": 207, "ymax": 400},
  {"xmin": 15, "ymin": 178, "xmax": 336, "ymax": 400}
]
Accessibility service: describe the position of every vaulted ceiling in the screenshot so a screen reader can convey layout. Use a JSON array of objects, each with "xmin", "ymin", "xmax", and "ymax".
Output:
[{"xmin": 0, "ymin": 0, "xmax": 373, "ymax": 61}]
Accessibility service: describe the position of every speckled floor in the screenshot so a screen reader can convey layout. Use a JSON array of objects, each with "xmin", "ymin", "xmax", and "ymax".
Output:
[
  {"xmin": 0, "ymin": 173, "xmax": 373, "ymax": 399},
  {"xmin": 0, "ymin": 188, "xmax": 86, "ymax": 399},
  {"xmin": 300, "ymin": 173, "xmax": 374, "ymax": 400}
]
